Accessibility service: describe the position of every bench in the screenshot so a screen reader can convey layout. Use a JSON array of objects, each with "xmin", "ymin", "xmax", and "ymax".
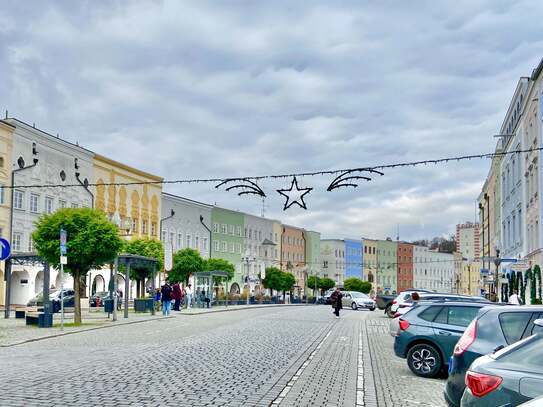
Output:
[
  {"xmin": 15, "ymin": 308, "xmax": 26, "ymax": 319},
  {"xmin": 26, "ymin": 312, "xmax": 53, "ymax": 328}
]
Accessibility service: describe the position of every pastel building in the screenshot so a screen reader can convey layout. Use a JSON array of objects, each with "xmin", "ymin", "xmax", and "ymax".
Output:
[
  {"xmin": 413, "ymin": 245, "xmax": 455, "ymax": 293},
  {"xmin": 376, "ymin": 239, "xmax": 398, "ymax": 294},
  {"xmin": 304, "ymin": 230, "xmax": 321, "ymax": 280},
  {"xmin": 320, "ymin": 239, "xmax": 345, "ymax": 286},
  {"xmin": 344, "ymin": 239, "xmax": 363, "ymax": 279},
  {"xmin": 281, "ymin": 225, "xmax": 306, "ymax": 295},
  {"xmin": 243, "ymin": 213, "xmax": 277, "ymax": 292},
  {"xmin": 363, "ymin": 238, "xmax": 378, "ymax": 292},
  {"xmin": 397, "ymin": 242, "xmax": 414, "ymax": 292},
  {"xmin": 0, "ymin": 120, "xmax": 14, "ymax": 307}
]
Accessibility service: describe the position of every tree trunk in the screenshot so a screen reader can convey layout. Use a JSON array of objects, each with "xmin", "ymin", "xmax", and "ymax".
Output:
[{"xmin": 74, "ymin": 269, "xmax": 82, "ymax": 325}]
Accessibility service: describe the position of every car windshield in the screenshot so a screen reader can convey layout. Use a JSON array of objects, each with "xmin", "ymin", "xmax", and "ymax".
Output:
[
  {"xmin": 351, "ymin": 292, "xmax": 368, "ymax": 299},
  {"xmin": 94, "ymin": 291, "xmax": 110, "ymax": 297}
]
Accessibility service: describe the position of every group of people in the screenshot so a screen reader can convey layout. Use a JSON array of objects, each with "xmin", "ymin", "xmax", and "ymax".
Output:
[{"xmin": 156, "ymin": 282, "xmax": 212, "ymax": 316}]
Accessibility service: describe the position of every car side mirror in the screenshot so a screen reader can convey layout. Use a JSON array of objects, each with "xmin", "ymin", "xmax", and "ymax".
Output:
[{"xmin": 534, "ymin": 319, "xmax": 543, "ymax": 327}]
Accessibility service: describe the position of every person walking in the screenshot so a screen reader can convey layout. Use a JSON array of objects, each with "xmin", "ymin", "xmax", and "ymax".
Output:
[
  {"xmin": 330, "ymin": 287, "xmax": 343, "ymax": 319},
  {"xmin": 186, "ymin": 283, "xmax": 194, "ymax": 309},
  {"xmin": 508, "ymin": 289, "xmax": 521, "ymax": 305},
  {"xmin": 154, "ymin": 288, "xmax": 161, "ymax": 312},
  {"xmin": 161, "ymin": 281, "xmax": 173, "ymax": 316},
  {"xmin": 172, "ymin": 282, "xmax": 182, "ymax": 311}
]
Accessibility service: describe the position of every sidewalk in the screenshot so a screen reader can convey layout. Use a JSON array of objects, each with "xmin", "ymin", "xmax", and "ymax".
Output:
[{"xmin": 0, "ymin": 303, "xmax": 312, "ymax": 347}]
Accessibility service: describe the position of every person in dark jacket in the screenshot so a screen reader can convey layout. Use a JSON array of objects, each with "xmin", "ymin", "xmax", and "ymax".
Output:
[
  {"xmin": 172, "ymin": 282, "xmax": 182, "ymax": 311},
  {"xmin": 161, "ymin": 282, "xmax": 173, "ymax": 316},
  {"xmin": 330, "ymin": 288, "xmax": 343, "ymax": 318}
]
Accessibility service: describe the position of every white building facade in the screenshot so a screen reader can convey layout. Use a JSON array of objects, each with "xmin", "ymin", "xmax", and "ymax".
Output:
[
  {"xmin": 320, "ymin": 239, "xmax": 345, "ymax": 286},
  {"xmin": 413, "ymin": 245, "xmax": 455, "ymax": 293},
  {"xmin": 243, "ymin": 213, "xmax": 278, "ymax": 286},
  {"xmin": 6, "ymin": 119, "xmax": 94, "ymax": 305}
]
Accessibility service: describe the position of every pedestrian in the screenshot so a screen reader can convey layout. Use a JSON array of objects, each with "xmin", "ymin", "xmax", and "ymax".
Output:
[
  {"xmin": 186, "ymin": 283, "xmax": 194, "ymax": 308},
  {"xmin": 161, "ymin": 281, "xmax": 173, "ymax": 316},
  {"xmin": 154, "ymin": 288, "xmax": 161, "ymax": 311},
  {"xmin": 330, "ymin": 287, "xmax": 343, "ymax": 319},
  {"xmin": 200, "ymin": 290, "xmax": 211, "ymax": 308},
  {"xmin": 172, "ymin": 282, "xmax": 182, "ymax": 311},
  {"xmin": 117, "ymin": 289, "xmax": 123, "ymax": 311},
  {"xmin": 411, "ymin": 292, "xmax": 420, "ymax": 302},
  {"xmin": 508, "ymin": 289, "xmax": 522, "ymax": 305}
]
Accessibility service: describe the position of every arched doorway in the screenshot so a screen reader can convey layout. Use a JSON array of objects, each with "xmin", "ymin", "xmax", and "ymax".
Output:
[
  {"xmin": 92, "ymin": 275, "xmax": 105, "ymax": 294},
  {"xmin": 230, "ymin": 283, "xmax": 240, "ymax": 295},
  {"xmin": 115, "ymin": 275, "xmax": 125, "ymax": 296},
  {"xmin": 10, "ymin": 269, "xmax": 30, "ymax": 305},
  {"xmin": 35, "ymin": 270, "xmax": 44, "ymax": 294}
]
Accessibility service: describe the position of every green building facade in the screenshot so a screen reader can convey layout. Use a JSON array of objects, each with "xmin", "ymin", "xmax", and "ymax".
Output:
[
  {"xmin": 304, "ymin": 230, "xmax": 321, "ymax": 278},
  {"xmin": 211, "ymin": 207, "xmax": 245, "ymax": 290},
  {"xmin": 376, "ymin": 239, "xmax": 398, "ymax": 294}
]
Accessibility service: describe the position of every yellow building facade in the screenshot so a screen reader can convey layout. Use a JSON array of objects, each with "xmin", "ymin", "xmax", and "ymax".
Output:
[
  {"xmin": 93, "ymin": 154, "xmax": 163, "ymax": 239},
  {"xmin": 458, "ymin": 261, "xmax": 481, "ymax": 296},
  {"xmin": 0, "ymin": 120, "xmax": 14, "ymax": 306}
]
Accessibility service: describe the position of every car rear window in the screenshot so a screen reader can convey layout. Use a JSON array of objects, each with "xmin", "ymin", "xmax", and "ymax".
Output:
[
  {"xmin": 495, "ymin": 335, "xmax": 543, "ymax": 367},
  {"xmin": 418, "ymin": 306, "xmax": 443, "ymax": 322},
  {"xmin": 499, "ymin": 312, "xmax": 533, "ymax": 344},
  {"xmin": 432, "ymin": 306, "xmax": 480, "ymax": 327}
]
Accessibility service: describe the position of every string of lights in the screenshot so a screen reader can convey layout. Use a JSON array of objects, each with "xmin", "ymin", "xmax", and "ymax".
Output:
[
  {"xmin": 5, "ymin": 145, "xmax": 539, "ymax": 189},
  {"xmin": 272, "ymin": 258, "xmax": 466, "ymax": 267}
]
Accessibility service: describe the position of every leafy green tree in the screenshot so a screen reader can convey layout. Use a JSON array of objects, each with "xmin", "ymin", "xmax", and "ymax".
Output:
[
  {"xmin": 204, "ymin": 258, "xmax": 235, "ymax": 285},
  {"xmin": 169, "ymin": 248, "xmax": 204, "ymax": 284},
  {"xmin": 262, "ymin": 267, "xmax": 282, "ymax": 297},
  {"xmin": 318, "ymin": 278, "xmax": 336, "ymax": 294},
  {"xmin": 279, "ymin": 272, "xmax": 296, "ymax": 302},
  {"xmin": 344, "ymin": 277, "xmax": 371, "ymax": 294},
  {"xmin": 32, "ymin": 208, "xmax": 123, "ymax": 325},
  {"xmin": 307, "ymin": 275, "xmax": 320, "ymax": 296},
  {"xmin": 123, "ymin": 238, "xmax": 163, "ymax": 297}
]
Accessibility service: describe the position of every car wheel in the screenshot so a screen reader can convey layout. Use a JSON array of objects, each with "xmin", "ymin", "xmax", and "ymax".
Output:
[
  {"xmin": 406, "ymin": 343, "xmax": 442, "ymax": 378},
  {"xmin": 386, "ymin": 305, "xmax": 395, "ymax": 318},
  {"xmin": 351, "ymin": 302, "xmax": 358, "ymax": 310},
  {"xmin": 370, "ymin": 307, "xmax": 376, "ymax": 311}
]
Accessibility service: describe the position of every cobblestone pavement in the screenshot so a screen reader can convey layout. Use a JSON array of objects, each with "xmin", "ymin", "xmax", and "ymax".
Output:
[{"xmin": 0, "ymin": 306, "xmax": 447, "ymax": 406}]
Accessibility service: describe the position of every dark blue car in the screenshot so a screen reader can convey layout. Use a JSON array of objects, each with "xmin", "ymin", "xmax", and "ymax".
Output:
[{"xmin": 393, "ymin": 301, "xmax": 488, "ymax": 378}]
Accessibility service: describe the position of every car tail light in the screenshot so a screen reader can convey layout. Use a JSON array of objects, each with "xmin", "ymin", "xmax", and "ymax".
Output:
[
  {"xmin": 454, "ymin": 319, "xmax": 477, "ymax": 356},
  {"xmin": 399, "ymin": 319, "xmax": 410, "ymax": 331},
  {"xmin": 465, "ymin": 371, "xmax": 502, "ymax": 397}
]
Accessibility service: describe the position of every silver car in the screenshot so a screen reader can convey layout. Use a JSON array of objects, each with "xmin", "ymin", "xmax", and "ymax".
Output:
[{"xmin": 342, "ymin": 291, "xmax": 376, "ymax": 311}]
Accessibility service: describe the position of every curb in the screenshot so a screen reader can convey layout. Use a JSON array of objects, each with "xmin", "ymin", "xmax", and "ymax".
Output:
[{"xmin": 177, "ymin": 303, "xmax": 314, "ymax": 316}]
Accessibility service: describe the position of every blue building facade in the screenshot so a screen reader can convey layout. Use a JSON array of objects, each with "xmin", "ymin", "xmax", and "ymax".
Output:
[{"xmin": 345, "ymin": 239, "xmax": 363, "ymax": 279}]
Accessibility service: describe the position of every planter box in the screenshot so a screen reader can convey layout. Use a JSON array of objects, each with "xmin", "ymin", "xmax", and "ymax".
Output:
[{"xmin": 134, "ymin": 298, "xmax": 153, "ymax": 313}]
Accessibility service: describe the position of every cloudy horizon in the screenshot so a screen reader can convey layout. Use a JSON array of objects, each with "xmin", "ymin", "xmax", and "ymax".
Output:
[{"xmin": 1, "ymin": 1, "xmax": 542, "ymax": 241}]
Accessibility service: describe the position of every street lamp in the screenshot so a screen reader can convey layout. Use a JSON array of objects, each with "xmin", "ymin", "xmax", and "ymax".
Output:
[
  {"xmin": 242, "ymin": 249, "xmax": 256, "ymax": 305},
  {"xmin": 200, "ymin": 215, "xmax": 211, "ymax": 259},
  {"xmin": 5, "ymin": 145, "xmax": 39, "ymax": 319},
  {"xmin": 159, "ymin": 209, "xmax": 175, "ymax": 285}
]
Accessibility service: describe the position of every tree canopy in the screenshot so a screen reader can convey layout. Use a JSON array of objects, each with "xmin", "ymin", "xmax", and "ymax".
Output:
[
  {"xmin": 204, "ymin": 258, "xmax": 235, "ymax": 283},
  {"xmin": 262, "ymin": 267, "xmax": 283, "ymax": 295},
  {"xmin": 169, "ymin": 248, "xmax": 204, "ymax": 283},
  {"xmin": 318, "ymin": 278, "xmax": 336, "ymax": 292},
  {"xmin": 344, "ymin": 277, "xmax": 371, "ymax": 294},
  {"xmin": 32, "ymin": 208, "xmax": 123, "ymax": 324}
]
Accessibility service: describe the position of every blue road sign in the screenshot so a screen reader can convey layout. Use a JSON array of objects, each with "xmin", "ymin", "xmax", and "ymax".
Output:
[
  {"xmin": 0, "ymin": 238, "xmax": 11, "ymax": 260},
  {"xmin": 60, "ymin": 229, "xmax": 67, "ymax": 256}
]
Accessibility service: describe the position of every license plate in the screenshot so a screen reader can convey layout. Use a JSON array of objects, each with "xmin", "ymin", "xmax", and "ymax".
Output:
[{"xmin": 448, "ymin": 356, "xmax": 454, "ymax": 374}]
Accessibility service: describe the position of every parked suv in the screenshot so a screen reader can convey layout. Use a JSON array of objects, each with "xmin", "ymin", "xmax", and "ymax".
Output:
[
  {"xmin": 393, "ymin": 302, "xmax": 488, "ymax": 378},
  {"xmin": 393, "ymin": 293, "xmax": 490, "ymax": 318},
  {"xmin": 461, "ymin": 320, "xmax": 543, "ymax": 406},
  {"xmin": 444, "ymin": 305, "xmax": 543, "ymax": 407}
]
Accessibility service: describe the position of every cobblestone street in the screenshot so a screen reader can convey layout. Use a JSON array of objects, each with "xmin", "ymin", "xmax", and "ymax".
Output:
[{"xmin": 0, "ymin": 306, "xmax": 447, "ymax": 406}]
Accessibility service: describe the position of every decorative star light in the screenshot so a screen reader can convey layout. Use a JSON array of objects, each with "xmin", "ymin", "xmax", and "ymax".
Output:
[{"xmin": 277, "ymin": 176, "xmax": 313, "ymax": 211}]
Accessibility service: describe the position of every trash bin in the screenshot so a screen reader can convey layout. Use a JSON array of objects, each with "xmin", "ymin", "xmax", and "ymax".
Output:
[
  {"xmin": 104, "ymin": 299, "xmax": 114, "ymax": 313},
  {"xmin": 134, "ymin": 298, "xmax": 153, "ymax": 312},
  {"xmin": 38, "ymin": 313, "xmax": 53, "ymax": 328}
]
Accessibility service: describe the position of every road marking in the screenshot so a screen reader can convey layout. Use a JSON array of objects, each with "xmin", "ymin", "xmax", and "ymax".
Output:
[
  {"xmin": 356, "ymin": 326, "xmax": 365, "ymax": 406},
  {"xmin": 270, "ymin": 328, "xmax": 333, "ymax": 405}
]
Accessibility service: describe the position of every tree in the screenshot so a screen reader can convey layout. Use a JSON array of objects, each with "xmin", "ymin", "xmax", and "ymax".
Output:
[
  {"xmin": 279, "ymin": 272, "xmax": 296, "ymax": 302},
  {"xmin": 123, "ymin": 238, "xmax": 163, "ymax": 297},
  {"xmin": 169, "ymin": 248, "xmax": 204, "ymax": 284},
  {"xmin": 318, "ymin": 278, "xmax": 336, "ymax": 294},
  {"xmin": 33, "ymin": 208, "xmax": 123, "ymax": 325},
  {"xmin": 262, "ymin": 267, "xmax": 282, "ymax": 297},
  {"xmin": 307, "ymin": 276, "xmax": 320, "ymax": 296},
  {"xmin": 344, "ymin": 277, "xmax": 371, "ymax": 294},
  {"xmin": 204, "ymin": 258, "xmax": 235, "ymax": 284}
]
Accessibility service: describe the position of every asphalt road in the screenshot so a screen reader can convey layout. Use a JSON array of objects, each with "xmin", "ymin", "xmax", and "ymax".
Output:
[{"xmin": 0, "ymin": 306, "xmax": 447, "ymax": 406}]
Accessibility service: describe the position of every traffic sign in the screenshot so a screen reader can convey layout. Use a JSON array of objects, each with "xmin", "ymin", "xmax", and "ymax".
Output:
[
  {"xmin": 0, "ymin": 238, "xmax": 11, "ymax": 260},
  {"xmin": 60, "ymin": 229, "xmax": 67, "ymax": 256}
]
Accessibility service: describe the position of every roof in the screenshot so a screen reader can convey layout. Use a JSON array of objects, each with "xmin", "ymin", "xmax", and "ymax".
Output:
[
  {"xmin": 162, "ymin": 192, "xmax": 212, "ymax": 208},
  {"xmin": 94, "ymin": 154, "xmax": 163, "ymax": 182}
]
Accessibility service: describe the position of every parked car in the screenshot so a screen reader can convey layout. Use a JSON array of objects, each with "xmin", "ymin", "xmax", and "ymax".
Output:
[
  {"xmin": 27, "ymin": 289, "xmax": 75, "ymax": 313},
  {"xmin": 445, "ymin": 305, "xmax": 543, "ymax": 406},
  {"xmin": 519, "ymin": 395, "xmax": 543, "ymax": 406},
  {"xmin": 390, "ymin": 289, "xmax": 433, "ymax": 314},
  {"xmin": 376, "ymin": 294, "xmax": 396, "ymax": 317},
  {"xmin": 323, "ymin": 287, "xmax": 345, "ymax": 305},
  {"xmin": 460, "ymin": 319, "xmax": 543, "ymax": 406},
  {"xmin": 393, "ymin": 301, "xmax": 489, "ymax": 378},
  {"xmin": 90, "ymin": 291, "xmax": 119, "ymax": 307},
  {"xmin": 342, "ymin": 291, "xmax": 376, "ymax": 311},
  {"xmin": 393, "ymin": 293, "xmax": 491, "ymax": 318}
]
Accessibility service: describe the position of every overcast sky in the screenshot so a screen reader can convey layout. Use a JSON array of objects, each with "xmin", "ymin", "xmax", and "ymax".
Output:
[{"xmin": 1, "ymin": 1, "xmax": 542, "ymax": 241}]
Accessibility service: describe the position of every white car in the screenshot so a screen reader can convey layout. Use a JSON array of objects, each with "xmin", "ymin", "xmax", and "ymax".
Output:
[
  {"xmin": 342, "ymin": 291, "xmax": 376, "ymax": 311},
  {"xmin": 390, "ymin": 289, "xmax": 430, "ymax": 313}
]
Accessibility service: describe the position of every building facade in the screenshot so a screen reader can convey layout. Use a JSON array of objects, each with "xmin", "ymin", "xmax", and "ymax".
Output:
[
  {"xmin": 6, "ymin": 119, "xmax": 94, "ymax": 305},
  {"xmin": 376, "ymin": 239, "xmax": 397, "ymax": 294},
  {"xmin": 397, "ymin": 242, "xmax": 414, "ymax": 292},
  {"xmin": 211, "ymin": 207, "xmax": 244, "ymax": 292},
  {"xmin": 344, "ymin": 238, "xmax": 363, "ymax": 280},
  {"xmin": 456, "ymin": 222, "xmax": 481, "ymax": 261},
  {"xmin": 458, "ymin": 261, "xmax": 482, "ymax": 296},
  {"xmin": 363, "ymin": 238, "xmax": 378, "ymax": 293},
  {"xmin": 0, "ymin": 120, "xmax": 14, "ymax": 306},
  {"xmin": 281, "ymin": 225, "xmax": 306, "ymax": 295},
  {"xmin": 304, "ymin": 230, "xmax": 321, "ymax": 281},
  {"xmin": 320, "ymin": 239, "xmax": 345, "ymax": 286},
  {"xmin": 413, "ymin": 246, "xmax": 455, "ymax": 293}
]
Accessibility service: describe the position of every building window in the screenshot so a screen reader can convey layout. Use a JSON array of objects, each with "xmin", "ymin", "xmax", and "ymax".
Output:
[
  {"xmin": 213, "ymin": 223, "xmax": 219, "ymax": 233},
  {"xmin": 229, "ymin": 225, "xmax": 234, "ymax": 235},
  {"xmin": 221, "ymin": 241, "xmax": 227, "ymax": 252},
  {"xmin": 237, "ymin": 243, "xmax": 242, "ymax": 254},
  {"xmin": 203, "ymin": 237, "xmax": 208, "ymax": 252},
  {"xmin": 45, "ymin": 197, "xmax": 54, "ymax": 214},
  {"xmin": 151, "ymin": 222, "xmax": 157, "ymax": 237},
  {"xmin": 30, "ymin": 194, "xmax": 39, "ymax": 213},
  {"xmin": 0, "ymin": 184, "xmax": 5, "ymax": 205},
  {"xmin": 221, "ymin": 224, "xmax": 227, "ymax": 234},
  {"xmin": 13, "ymin": 232, "xmax": 22, "ymax": 252},
  {"xmin": 249, "ymin": 229, "xmax": 252, "ymax": 239},
  {"xmin": 186, "ymin": 234, "xmax": 191, "ymax": 248},
  {"xmin": 59, "ymin": 199, "xmax": 67, "ymax": 209},
  {"xmin": 170, "ymin": 232, "xmax": 175, "ymax": 246},
  {"xmin": 71, "ymin": 202, "xmax": 79, "ymax": 208},
  {"xmin": 213, "ymin": 240, "xmax": 220, "ymax": 252},
  {"xmin": 195, "ymin": 235, "xmax": 200, "ymax": 250},
  {"xmin": 132, "ymin": 218, "xmax": 138, "ymax": 233},
  {"xmin": 236, "ymin": 226, "xmax": 242, "ymax": 236},
  {"xmin": 14, "ymin": 190, "xmax": 24, "ymax": 210},
  {"xmin": 28, "ymin": 236, "xmax": 34, "ymax": 252},
  {"xmin": 274, "ymin": 233, "xmax": 278, "ymax": 242},
  {"xmin": 177, "ymin": 233, "xmax": 183, "ymax": 248},
  {"xmin": 230, "ymin": 242, "xmax": 235, "ymax": 253},
  {"xmin": 142, "ymin": 220, "xmax": 148, "ymax": 234},
  {"xmin": 258, "ymin": 231, "xmax": 262, "ymax": 241},
  {"xmin": 162, "ymin": 231, "xmax": 167, "ymax": 242}
]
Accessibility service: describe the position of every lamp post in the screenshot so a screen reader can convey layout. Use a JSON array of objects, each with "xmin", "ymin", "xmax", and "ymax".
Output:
[
  {"xmin": 199, "ymin": 215, "xmax": 211, "ymax": 259},
  {"xmin": 159, "ymin": 209, "xmax": 175, "ymax": 285},
  {"xmin": 493, "ymin": 249, "xmax": 501, "ymax": 302},
  {"xmin": 5, "ymin": 145, "xmax": 39, "ymax": 319},
  {"xmin": 242, "ymin": 249, "xmax": 256, "ymax": 305}
]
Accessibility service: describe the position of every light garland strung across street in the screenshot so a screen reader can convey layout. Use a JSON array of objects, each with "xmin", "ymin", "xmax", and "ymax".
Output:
[{"xmin": 6, "ymin": 146, "xmax": 539, "ymax": 211}]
